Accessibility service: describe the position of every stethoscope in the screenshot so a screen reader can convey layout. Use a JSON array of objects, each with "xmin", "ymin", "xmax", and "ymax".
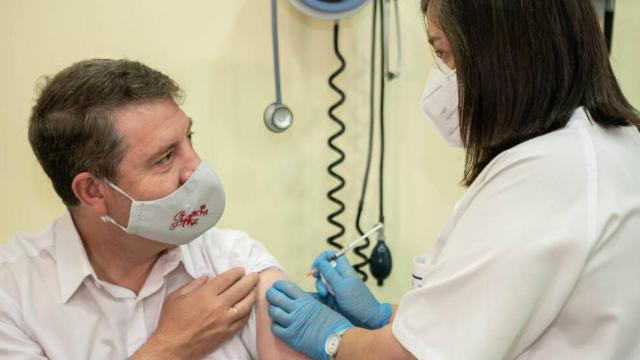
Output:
[
  {"xmin": 264, "ymin": 0, "xmax": 372, "ymax": 133},
  {"xmin": 263, "ymin": 0, "xmax": 294, "ymax": 133}
]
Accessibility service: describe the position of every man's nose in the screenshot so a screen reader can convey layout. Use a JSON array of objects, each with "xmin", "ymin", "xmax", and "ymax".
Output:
[{"xmin": 179, "ymin": 150, "xmax": 201, "ymax": 185}]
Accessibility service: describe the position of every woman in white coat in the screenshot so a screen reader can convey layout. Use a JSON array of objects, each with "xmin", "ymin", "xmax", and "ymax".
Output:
[{"xmin": 266, "ymin": 0, "xmax": 640, "ymax": 359}]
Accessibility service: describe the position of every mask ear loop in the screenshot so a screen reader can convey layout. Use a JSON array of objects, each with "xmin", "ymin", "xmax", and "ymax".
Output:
[
  {"xmin": 99, "ymin": 179, "xmax": 133, "ymax": 232},
  {"xmin": 99, "ymin": 214, "xmax": 128, "ymax": 232},
  {"xmin": 104, "ymin": 180, "xmax": 135, "ymax": 201}
]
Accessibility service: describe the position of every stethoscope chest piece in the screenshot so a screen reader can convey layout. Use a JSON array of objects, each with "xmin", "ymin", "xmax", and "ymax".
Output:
[{"xmin": 264, "ymin": 103, "xmax": 293, "ymax": 133}]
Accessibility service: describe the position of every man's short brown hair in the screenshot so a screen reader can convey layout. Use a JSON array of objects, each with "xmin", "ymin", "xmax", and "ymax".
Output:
[{"xmin": 28, "ymin": 59, "xmax": 182, "ymax": 207}]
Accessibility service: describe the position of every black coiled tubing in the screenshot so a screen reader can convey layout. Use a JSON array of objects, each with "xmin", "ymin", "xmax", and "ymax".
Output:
[{"xmin": 326, "ymin": 21, "xmax": 347, "ymax": 252}]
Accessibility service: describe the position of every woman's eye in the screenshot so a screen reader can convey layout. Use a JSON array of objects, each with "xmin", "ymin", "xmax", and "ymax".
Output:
[{"xmin": 435, "ymin": 50, "xmax": 445, "ymax": 59}]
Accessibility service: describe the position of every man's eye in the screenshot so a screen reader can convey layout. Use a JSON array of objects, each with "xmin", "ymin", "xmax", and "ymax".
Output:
[
  {"xmin": 187, "ymin": 131, "xmax": 195, "ymax": 142},
  {"xmin": 160, "ymin": 151, "xmax": 173, "ymax": 164}
]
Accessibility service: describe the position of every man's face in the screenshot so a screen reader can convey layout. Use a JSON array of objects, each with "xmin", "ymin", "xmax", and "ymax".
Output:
[{"xmin": 104, "ymin": 98, "xmax": 200, "ymax": 228}]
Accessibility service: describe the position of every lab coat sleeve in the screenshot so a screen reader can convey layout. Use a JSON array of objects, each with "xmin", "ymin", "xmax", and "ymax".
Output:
[{"xmin": 392, "ymin": 133, "xmax": 596, "ymax": 360}]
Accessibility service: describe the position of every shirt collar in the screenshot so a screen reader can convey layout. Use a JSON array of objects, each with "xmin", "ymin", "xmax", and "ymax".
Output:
[
  {"xmin": 177, "ymin": 244, "xmax": 199, "ymax": 278},
  {"xmin": 54, "ymin": 211, "xmax": 97, "ymax": 304},
  {"xmin": 54, "ymin": 211, "xmax": 199, "ymax": 303}
]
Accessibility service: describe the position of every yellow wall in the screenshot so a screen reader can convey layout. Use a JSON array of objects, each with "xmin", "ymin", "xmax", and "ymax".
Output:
[
  {"xmin": 0, "ymin": 0, "xmax": 637, "ymax": 303},
  {"xmin": 611, "ymin": 0, "xmax": 640, "ymax": 108}
]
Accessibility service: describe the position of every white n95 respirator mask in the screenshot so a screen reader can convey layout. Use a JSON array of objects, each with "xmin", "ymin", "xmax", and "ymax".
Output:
[
  {"xmin": 100, "ymin": 161, "xmax": 225, "ymax": 246},
  {"xmin": 420, "ymin": 58, "xmax": 464, "ymax": 148}
]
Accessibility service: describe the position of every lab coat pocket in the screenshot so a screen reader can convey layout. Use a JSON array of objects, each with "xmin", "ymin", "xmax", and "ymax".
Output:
[{"xmin": 411, "ymin": 254, "xmax": 433, "ymax": 289}]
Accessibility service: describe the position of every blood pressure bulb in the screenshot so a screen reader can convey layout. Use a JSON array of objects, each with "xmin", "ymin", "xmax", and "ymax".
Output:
[{"xmin": 369, "ymin": 232, "xmax": 392, "ymax": 286}]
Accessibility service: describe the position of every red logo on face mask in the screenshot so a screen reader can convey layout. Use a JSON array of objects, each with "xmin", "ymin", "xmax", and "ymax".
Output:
[{"xmin": 170, "ymin": 204, "xmax": 209, "ymax": 230}]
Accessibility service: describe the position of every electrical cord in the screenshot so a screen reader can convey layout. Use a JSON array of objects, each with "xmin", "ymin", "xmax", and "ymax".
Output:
[
  {"xmin": 352, "ymin": 0, "xmax": 379, "ymax": 281},
  {"xmin": 326, "ymin": 21, "xmax": 347, "ymax": 252},
  {"xmin": 369, "ymin": 0, "xmax": 392, "ymax": 287},
  {"xmin": 378, "ymin": 0, "xmax": 386, "ymax": 227},
  {"xmin": 325, "ymin": 0, "xmax": 393, "ymax": 285},
  {"xmin": 384, "ymin": 0, "xmax": 402, "ymax": 80}
]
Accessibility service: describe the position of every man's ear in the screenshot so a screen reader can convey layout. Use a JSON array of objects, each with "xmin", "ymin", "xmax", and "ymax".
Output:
[{"xmin": 71, "ymin": 172, "xmax": 109, "ymax": 216}]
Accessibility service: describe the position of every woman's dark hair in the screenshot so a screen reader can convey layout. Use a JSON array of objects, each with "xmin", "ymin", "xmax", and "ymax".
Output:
[{"xmin": 421, "ymin": 0, "xmax": 640, "ymax": 185}]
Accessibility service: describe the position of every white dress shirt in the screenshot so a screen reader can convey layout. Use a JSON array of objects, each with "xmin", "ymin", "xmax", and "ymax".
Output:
[
  {"xmin": 393, "ymin": 108, "xmax": 640, "ymax": 359},
  {"xmin": 0, "ymin": 212, "xmax": 282, "ymax": 359}
]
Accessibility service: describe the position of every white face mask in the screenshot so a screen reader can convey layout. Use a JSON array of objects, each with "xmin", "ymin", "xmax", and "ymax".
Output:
[
  {"xmin": 420, "ymin": 58, "xmax": 463, "ymax": 148},
  {"xmin": 100, "ymin": 161, "xmax": 225, "ymax": 246}
]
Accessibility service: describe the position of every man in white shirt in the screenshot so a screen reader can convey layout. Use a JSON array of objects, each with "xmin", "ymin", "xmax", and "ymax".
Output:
[{"xmin": 0, "ymin": 59, "xmax": 305, "ymax": 359}]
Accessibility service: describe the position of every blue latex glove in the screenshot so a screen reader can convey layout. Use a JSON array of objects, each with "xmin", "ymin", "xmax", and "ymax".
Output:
[
  {"xmin": 308, "ymin": 291, "xmax": 339, "ymax": 310},
  {"xmin": 267, "ymin": 280, "xmax": 353, "ymax": 360},
  {"xmin": 313, "ymin": 251, "xmax": 392, "ymax": 329}
]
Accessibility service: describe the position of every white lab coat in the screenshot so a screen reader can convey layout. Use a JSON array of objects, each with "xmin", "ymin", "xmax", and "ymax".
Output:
[{"xmin": 392, "ymin": 108, "xmax": 640, "ymax": 360}]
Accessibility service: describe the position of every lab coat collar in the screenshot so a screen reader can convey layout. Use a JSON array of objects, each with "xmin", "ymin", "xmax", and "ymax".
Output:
[{"xmin": 567, "ymin": 106, "xmax": 591, "ymax": 128}]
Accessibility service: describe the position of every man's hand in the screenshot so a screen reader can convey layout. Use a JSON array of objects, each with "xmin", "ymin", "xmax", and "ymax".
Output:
[{"xmin": 131, "ymin": 267, "xmax": 259, "ymax": 360}]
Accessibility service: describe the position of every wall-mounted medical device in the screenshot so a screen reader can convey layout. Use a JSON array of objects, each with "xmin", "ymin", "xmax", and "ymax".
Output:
[{"xmin": 289, "ymin": 0, "xmax": 370, "ymax": 20}]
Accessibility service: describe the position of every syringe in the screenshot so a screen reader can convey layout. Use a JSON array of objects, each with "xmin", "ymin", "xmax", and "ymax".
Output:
[{"xmin": 306, "ymin": 222, "xmax": 384, "ymax": 277}]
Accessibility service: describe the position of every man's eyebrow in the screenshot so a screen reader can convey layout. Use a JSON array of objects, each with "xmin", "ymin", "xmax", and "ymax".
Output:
[
  {"xmin": 147, "ymin": 118, "xmax": 194, "ymax": 162},
  {"xmin": 151, "ymin": 143, "xmax": 177, "ymax": 161}
]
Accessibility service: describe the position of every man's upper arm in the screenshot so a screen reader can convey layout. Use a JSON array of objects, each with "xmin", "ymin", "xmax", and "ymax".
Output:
[{"xmin": 255, "ymin": 268, "xmax": 309, "ymax": 360}]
